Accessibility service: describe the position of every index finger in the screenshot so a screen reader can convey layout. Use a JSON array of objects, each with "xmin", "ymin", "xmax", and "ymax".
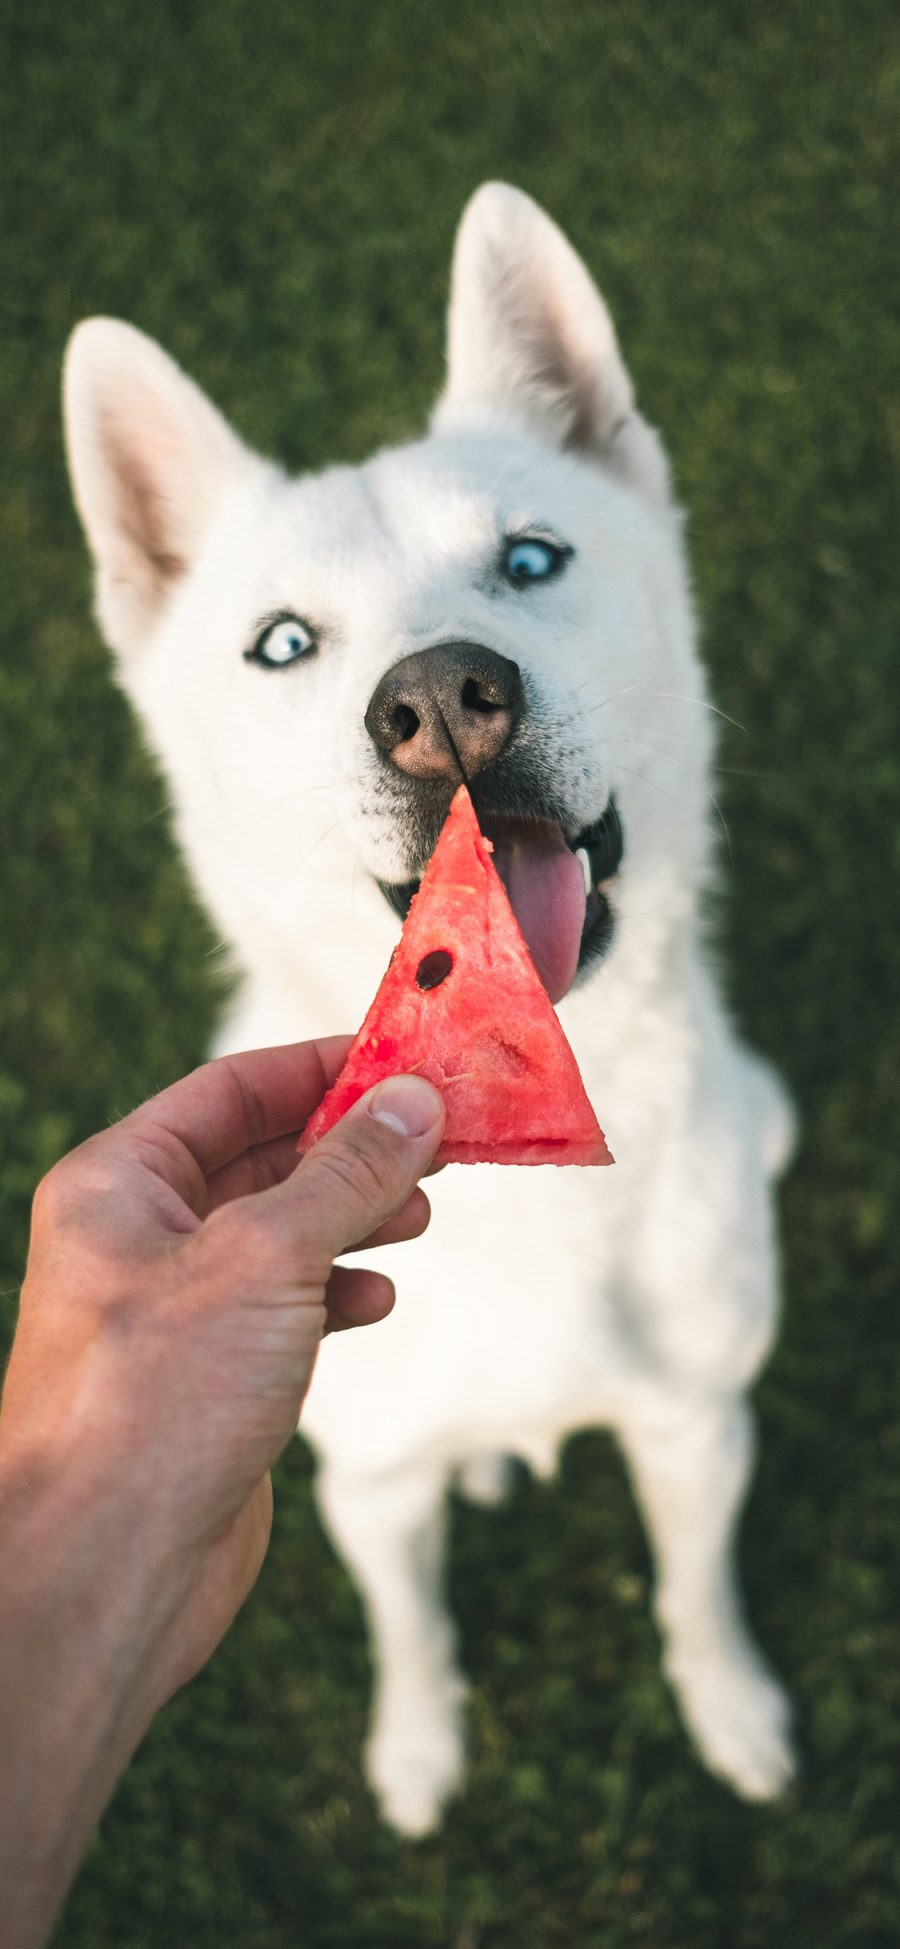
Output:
[{"xmin": 124, "ymin": 1037, "xmax": 354, "ymax": 1190}]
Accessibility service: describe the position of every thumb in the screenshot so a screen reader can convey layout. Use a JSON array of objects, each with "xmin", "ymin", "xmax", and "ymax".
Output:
[{"xmin": 261, "ymin": 1074, "xmax": 445, "ymax": 1271}]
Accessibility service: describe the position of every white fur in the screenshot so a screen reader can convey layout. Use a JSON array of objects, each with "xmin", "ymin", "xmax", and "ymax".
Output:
[{"xmin": 64, "ymin": 182, "xmax": 796, "ymax": 1835}]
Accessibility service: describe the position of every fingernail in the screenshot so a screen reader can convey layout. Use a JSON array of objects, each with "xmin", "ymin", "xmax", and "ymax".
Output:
[{"xmin": 368, "ymin": 1075, "xmax": 443, "ymax": 1138}]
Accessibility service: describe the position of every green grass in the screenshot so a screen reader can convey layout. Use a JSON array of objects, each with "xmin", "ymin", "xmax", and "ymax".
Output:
[{"xmin": 2, "ymin": 0, "xmax": 899, "ymax": 1941}]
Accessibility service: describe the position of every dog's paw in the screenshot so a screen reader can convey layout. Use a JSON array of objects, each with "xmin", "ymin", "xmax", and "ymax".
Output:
[
  {"xmin": 456, "ymin": 1453, "xmax": 515, "ymax": 1506},
  {"xmin": 367, "ymin": 1681, "xmax": 467, "ymax": 1837},
  {"xmin": 667, "ymin": 1649, "xmax": 796, "ymax": 1802}
]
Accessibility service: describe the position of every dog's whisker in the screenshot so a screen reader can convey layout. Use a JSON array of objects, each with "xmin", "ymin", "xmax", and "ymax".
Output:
[
  {"xmin": 707, "ymin": 791, "xmax": 734, "ymax": 864},
  {"xmin": 583, "ymin": 685, "xmax": 747, "ymax": 735},
  {"xmin": 224, "ymin": 773, "xmax": 339, "ymax": 814},
  {"xmin": 617, "ymin": 730, "xmax": 687, "ymax": 768},
  {"xmin": 572, "ymin": 631, "xmax": 664, "ymax": 709},
  {"xmin": 349, "ymin": 847, "xmax": 378, "ymax": 932},
  {"xmin": 130, "ymin": 768, "xmax": 337, "ymax": 838},
  {"xmin": 616, "ymin": 733, "xmax": 745, "ymax": 862},
  {"xmin": 206, "ymin": 777, "xmax": 342, "ymax": 848},
  {"xmin": 630, "ymin": 690, "xmax": 748, "ymax": 733},
  {"xmin": 581, "ymin": 679, "xmax": 648, "ymax": 718},
  {"xmin": 713, "ymin": 764, "xmax": 788, "ymax": 779},
  {"xmin": 613, "ymin": 762, "xmax": 677, "ymax": 802},
  {"xmin": 573, "ymin": 643, "xmax": 654, "ymax": 698},
  {"xmin": 611, "ymin": 762, "xmax": 722, "ymax": 847},
  {"xmin": 203, "ymin": 818, "xmax": 345, "ymax": 958},
  {"xmin": 130, "ymin": 796, "xmax": 175, "ymax": 831}
]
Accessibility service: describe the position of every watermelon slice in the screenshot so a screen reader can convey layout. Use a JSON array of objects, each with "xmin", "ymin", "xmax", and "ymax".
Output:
[{"xmin": 298, "ymin": 786, "xmax": 612, "ymax": 1166}]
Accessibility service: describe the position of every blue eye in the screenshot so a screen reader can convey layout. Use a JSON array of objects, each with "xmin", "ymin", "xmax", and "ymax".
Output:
[
  {"xmin": 503, "ymin": 537, "xmax": 568, "ymax": 585},
  {"xmin": 245, "ymin": 615, "xmax": 317, "ymax": 669}
]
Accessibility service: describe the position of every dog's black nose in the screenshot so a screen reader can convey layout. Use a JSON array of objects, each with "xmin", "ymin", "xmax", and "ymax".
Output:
[{"xmin": 365, "ymin": 642, "xmax": 523, "ymax": 782}]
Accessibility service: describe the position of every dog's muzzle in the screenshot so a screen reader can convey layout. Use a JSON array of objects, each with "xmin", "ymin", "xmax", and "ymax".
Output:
[{"xmin": 366, "ymin": 641, "xmax": 623, "ymax": 1001}]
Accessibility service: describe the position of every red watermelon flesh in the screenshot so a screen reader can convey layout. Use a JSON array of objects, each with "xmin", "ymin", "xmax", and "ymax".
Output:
[{"xmin": 297, "ymin": 785, "xmax": 613, "ymax": 1167}]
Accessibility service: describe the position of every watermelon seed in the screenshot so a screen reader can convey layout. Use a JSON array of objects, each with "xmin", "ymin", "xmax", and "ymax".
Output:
[{"xmin": 416, "ymin": 949, "xmax": 453, "ymax": 990}]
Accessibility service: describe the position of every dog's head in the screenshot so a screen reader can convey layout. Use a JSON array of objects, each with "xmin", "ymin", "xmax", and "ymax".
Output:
[{"xmin": 64, "ymin": 184, "xmax": 712, "ymax": 1005}]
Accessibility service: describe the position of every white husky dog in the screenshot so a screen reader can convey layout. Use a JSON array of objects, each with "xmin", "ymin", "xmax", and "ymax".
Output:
[{"xmin": 64, "ymin": 183, "xmax": 796, "ymax": 1835}]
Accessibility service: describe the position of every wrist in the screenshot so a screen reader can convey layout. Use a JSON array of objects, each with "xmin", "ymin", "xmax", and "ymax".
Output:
[{"xmin": 0, "ymin": 1442, "xmax": 171, "ymax": 1948}]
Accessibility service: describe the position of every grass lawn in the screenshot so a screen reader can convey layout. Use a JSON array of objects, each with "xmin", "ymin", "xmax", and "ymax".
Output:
[{"xmin": 2, "ymin": 1, "xmax": 899, "ymax": 1942}]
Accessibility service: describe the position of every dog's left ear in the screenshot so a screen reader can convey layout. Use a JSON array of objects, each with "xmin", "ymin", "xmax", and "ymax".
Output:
[{"xmin": 433, "ymin": 183, "xmax": 669, "ymax": 505}]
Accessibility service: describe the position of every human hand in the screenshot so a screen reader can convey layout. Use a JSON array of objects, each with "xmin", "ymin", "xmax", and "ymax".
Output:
[
  {"xmin": 0, "ymin": 1042, "xmax": 443, "ymax": 1948},
  {"xmin": 1, "ymin": 1038, "xmax": 444, "ymax": 1699}
]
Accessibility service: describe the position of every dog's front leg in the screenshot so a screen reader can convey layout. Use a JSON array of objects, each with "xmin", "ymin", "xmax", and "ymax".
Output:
[
  {"xmin": 615, "ymin": 1388, "xmax": 796, "ymax": 1801},
  {"xmin": 317, "ymin": 1461, "xmax": 466, "ymax": 1837}
]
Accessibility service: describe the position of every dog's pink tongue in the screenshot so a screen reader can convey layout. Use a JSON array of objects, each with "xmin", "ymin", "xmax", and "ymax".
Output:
[{"xmin": 490, "ymin": 825, "xmax": 586, "ymax": 1004}]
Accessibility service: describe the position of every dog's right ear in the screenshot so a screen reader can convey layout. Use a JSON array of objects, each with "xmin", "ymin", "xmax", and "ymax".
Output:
[{"xmin": 64, "ymin": 319, "xmax": 259, "ymax": 657}]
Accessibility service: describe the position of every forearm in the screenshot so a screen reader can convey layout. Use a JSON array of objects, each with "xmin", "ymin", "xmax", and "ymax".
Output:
[
  {"xmin": 0, "ymin": 1451, "xmax": 165, "ymax": 1949},
  {"xmin": 0, "ymin": 1049, "xmax": 442, "ymax": 1946}
]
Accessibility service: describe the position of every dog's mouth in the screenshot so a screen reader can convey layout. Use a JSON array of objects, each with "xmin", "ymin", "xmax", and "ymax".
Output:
[{"xmin": 377, "ymin": 797, "xmax": 623, "ymax": 1003}]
